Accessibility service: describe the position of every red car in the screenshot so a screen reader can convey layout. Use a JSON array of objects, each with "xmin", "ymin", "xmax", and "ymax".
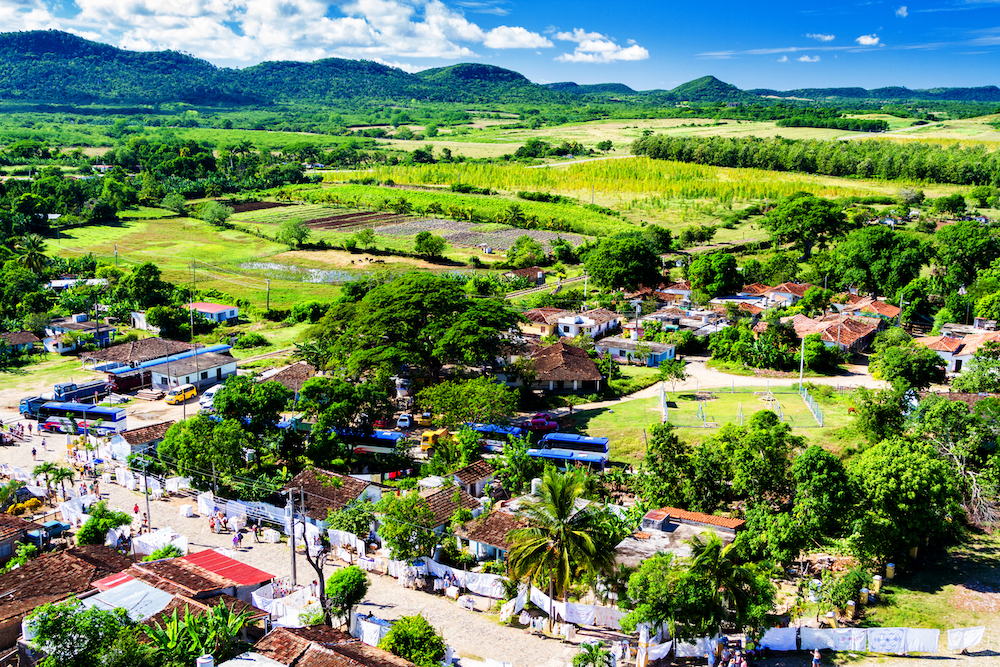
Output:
[{"xmin": 521, "ymin": 417, "xmax": 559, "ymax": 433}]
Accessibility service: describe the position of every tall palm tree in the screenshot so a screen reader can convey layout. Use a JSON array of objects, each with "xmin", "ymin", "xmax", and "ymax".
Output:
[
  {"xmin": 15, "ymin": 234, "xmax": 47, "ymax": 274},
  {"xmin": 507, "ymin": 469, "xmax": 615, "ymax": 630},
  {"xmin": 32, "ymin": 462, "xmax": 57, "ymax": 505},
  {"xmin": 0, "ymin": 480, "xmax": 25, "ymax": 511},
  {"xmin": 685, "ymin": 533, "xmax": 757, "ymax": 633},
  {"xmin": 50, "ymin": 466, "xmax": 75, "ymax": 502}
]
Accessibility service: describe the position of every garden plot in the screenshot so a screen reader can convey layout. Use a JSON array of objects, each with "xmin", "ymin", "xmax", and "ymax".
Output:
[{"xmin": 375, "ymin": 218, "xmax": 588, "ymax": 250}]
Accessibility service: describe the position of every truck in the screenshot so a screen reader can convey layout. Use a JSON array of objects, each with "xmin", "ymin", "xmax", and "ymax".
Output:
[{"xmin": 20, "ymin": 380, "xmax": 110, "ymax": 419}]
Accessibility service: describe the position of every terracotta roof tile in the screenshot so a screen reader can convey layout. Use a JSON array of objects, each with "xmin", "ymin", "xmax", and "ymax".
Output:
[
  {"xmin": 285, "ymin": 468, "xmax": 370, "ymax": 521},
  {"xmin": 916, "ymin": 335, "xmax": 963, "ymax": 353},
  {"xmin": 0, "ymin": 546, "xmax": 134, "ymax": 623},
  {"xmin": 956, "ymin": 332, "xmax": 1000, "ymax": 358},
  {"xmin": 120, "ymin": 421, "xmax": 174, "ymax": 446},
  {"xmin": 452, "ymin": 460, "xmax": 495, "ymax": 486},
  {"xmin": 454, "ymin": 511, "xmax": 527, "ymax": 551},
  {"xmin": 579, "ymin": 308, "xmax": 621, "ymax": 325},
  {"xmin": 506, "ymin": 267, "xmax": 544, "ymax": 279},
  {"xmin": 769, "ymin": 282, "xmax": 814, "ymax": 298},
  {"xmin": 740, "ymin": 283, "xmax": 772, "ymax": 296},
  {"xmin": 81, "ymin": 337, "xmax": 195, "ymax": 364},
  {"xmin": 656, "ymin": 507, "xmax": 745, "ymax": 531},
  {"xmin": 129, "ymin": 558, "xmax": 237, "ymax": 596},
  {"xmin": 530, "ymin": 342, "xmax": 602, "ymax": 383},
  {"xmin": 523, "ymin": 308, "xmax": 571, "ymax": 325},
  {"xmin": 665, "ymin": 280, "xmax": 692, "ymax": 291},
  {"xmin": 330, "ymin": 637, "xmax": 418, "ymax": 667},
  {"xmin": 0, "ymin": 331, "xmax": 40, "ymax": 346},
  {"xmin": 417, "ymin": 486, "xmax": 481, "ymax": 528},
  {"xmin": 262, "ymin": 362, "xmax": 316, "ymax": 392},
  {"xmin": 0, "ymin": 514, "xmax": 41, "ymax": 543},
  {"xmin": 254, "ymin": 626, "xmax": 396, "ymax": 667}
]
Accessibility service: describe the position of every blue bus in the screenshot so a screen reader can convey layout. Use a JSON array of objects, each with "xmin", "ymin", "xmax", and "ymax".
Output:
[
  {"xmin": 38, "ymin": 402, "xmax": 127, "ymax": 436},
  {"xmin": 467, "ymin": 423, "xmax": 524, "ymax": 452},
  {"xmin": 528, "ymin": 433, "xmax": 610, "ymax": 470},
  {"xmin": 336, "ymin": 428, "xmax": 406, "ymax": 455}
]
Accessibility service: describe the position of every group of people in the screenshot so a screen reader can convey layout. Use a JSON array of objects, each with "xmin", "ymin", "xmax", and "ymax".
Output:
[{"xmin": 708, "ymin": 641, "xmax": 755, "ymax": 667}]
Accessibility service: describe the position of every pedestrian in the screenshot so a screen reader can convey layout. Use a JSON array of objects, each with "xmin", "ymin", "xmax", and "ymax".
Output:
[
  {"xmin": 142, "ymin": 513, "xmax": 149, "ymax": 532},
  {"xmin": 31, "ymin": 447, "xmax": 36, "ymax": 460},
  {"xmin": 232, "ymin": 532, "xmax": 240, "ymax": 550},
  {"xmin": 254, "ymin": 518, "xmax": 262, "ymax": 542},
  {"xmin": 812, "ymin": 648, "xmax": 821, "ymax": 667},
  {"xmin": 27, "ymin": 423, "xmax": 32, "ymax": 436},
  {"xmin": 40, "ymin": 438, "xmax": 46, "ymax": 451},
  {"xmin": 209, "ymin": 516, "xmax": 216, "ymax": 533},
  {"xmin": 133, "ymin": 503, "xmax": 139, "ymax": 516}
]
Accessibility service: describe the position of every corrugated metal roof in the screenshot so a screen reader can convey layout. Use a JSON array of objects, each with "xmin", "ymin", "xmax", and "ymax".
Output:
[
  {"xmin": 92, "ymin": 572, "xmax": 135, "ymax": 591},
  {"xmin": 82, "ymin": 578, "xmax": 174, "ymax": 622},
  {"xmin": 219, "ymin": 652, "xmax": 289, "ymax": 667},
  {"xmin": 183, "ymin": 549, "xmax": 274, "ymax": 586}
]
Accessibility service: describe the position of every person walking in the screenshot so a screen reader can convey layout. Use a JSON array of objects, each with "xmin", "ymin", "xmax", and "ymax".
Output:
[
  {"xmin": 232, "ymin": 532, "xmax": 240, "ymax": 551},
  {"xmin": 40, "ymin": 438, "xmax": 46, "ymax": 451},
  {"xmin": 142, "ymin": 513, "xmax": 149, "ymax": 533},
  {"xmin": 133, "ymin": 503, "xmax": 140, "ymax": 516},
  {"xmin": 31, "ymin": 447, "xmax": 36, "ymax": 460},
  {"xmin": 812, "ymin": 648, "xmax": 822, "ymax": 667}
]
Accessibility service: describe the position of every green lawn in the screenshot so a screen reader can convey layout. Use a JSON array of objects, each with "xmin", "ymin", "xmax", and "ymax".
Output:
[
  {"xmin": 570, "ymin": 384, "xmax": 854, "ymax": 462},
  {"xmin": 0, "ymin": 352, "xmax": 105, "ymax": 399}
]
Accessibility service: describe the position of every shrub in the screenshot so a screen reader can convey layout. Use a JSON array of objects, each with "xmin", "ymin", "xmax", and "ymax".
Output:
[
  {"xmin": 23, "ymin": 498, "xmax": 41, "ymax": 512},
  {"xmin": 234, "ymin": 332, "xmax": 269, "ymax": 349},
  {"xmin": 6, "ymin": 503, "xmax": 24, "ymax": 515},
  {"xmin": 143, "ymin": 544, "xmax": 184, "ymax": 561}
]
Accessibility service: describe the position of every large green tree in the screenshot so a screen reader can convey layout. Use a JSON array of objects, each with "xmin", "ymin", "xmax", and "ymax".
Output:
[
  {"xmin": 688, "ymin": 251, "xmax": 741, "ymax": 299},
  {"xmin": 869, "ymin": 338, "xmax": 946, "ymax": 390},
  {"xmin": 375, "ymin": 491, "xmax": 437, "ymax": 560},
  {"xmin": 28, "ymin": 600, "xmax": 156, "ymax": 667},
  {"xmin": 762, "ymin": 193, "xmax": 848, "ymax": 258},
  {"xmin": 791, "ymin": 445, "xmax": 853, "ymax": 536},
  {"xmin": 416, "ymin": 376, "xmax": 517, "ymax": 430},
  {"xmin": 584, "ymin": 235, "xmax": 662, "ymax": 290},
  {"xmin": 935, "ymin": 220, "xmax": 1000, "ymax": 287},
  {"xmin": 212, "ymin": 375, "xmax": 292, "ymax": 437},
  {"xmin": 834, "ymin": 226, "xmax": 929, "ymax": 296},
  {"xmin": 335, "ymin": 273, "xmax": 521, "ymax": 380}
]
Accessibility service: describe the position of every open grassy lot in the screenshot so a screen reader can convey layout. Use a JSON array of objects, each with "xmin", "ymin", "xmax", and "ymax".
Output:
[
  {"xmin": 0, "ymin": 353, "xmax": 105, "ymax": 406},
  {"xmin": 571, "ymin": 385, "xmax": 854, "ymax": 462}
]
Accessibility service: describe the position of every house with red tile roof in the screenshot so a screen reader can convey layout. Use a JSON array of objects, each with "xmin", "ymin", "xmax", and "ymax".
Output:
[
  {"xmin": 614, "ymin": 508, "xmax": 744, "ymax": 568},
  {"xmin": 915, "ymin": 331, "xmax": 1000, "ymax": 373},
  {"xmin": 529, "ymin": 342, "xmax": 602, "ymax": 393},
  {"xmin": 186, "ymin": 301, "xmax": 240, "ymax": 325}
]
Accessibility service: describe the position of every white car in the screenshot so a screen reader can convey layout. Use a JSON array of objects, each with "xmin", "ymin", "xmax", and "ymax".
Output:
[
  {"xmin": 396, "ymin": 414, "xmax": 413, "ymax": 429},
  {"xmin": 199, "ymin": 384, "xmax": 224, "ymax": 411}
]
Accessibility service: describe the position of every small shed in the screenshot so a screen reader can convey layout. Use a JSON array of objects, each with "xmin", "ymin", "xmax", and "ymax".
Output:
[
  {"xmin": 186, "ymin": 302, "xmax": 239, "ymax": 325},
  {"xmin": 108, "ymin": 421, "xmax": 175, "ymax": 462},
  {"xmin": 451, "ymin": 460, "xmax": 495, "ymax": 498}
]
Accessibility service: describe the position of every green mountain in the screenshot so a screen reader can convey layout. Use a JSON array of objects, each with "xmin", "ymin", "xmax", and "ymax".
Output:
[
  {"xmin": 0, "ymin": 29, "xmax": 997, "ymax": 109},
  {"xmin": 750, "ymin": 84, "xmax": 1000, "ymax": 102}
]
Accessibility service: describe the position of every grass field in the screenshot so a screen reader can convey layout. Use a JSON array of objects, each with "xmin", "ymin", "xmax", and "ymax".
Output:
[{"xmin": 572, "ymin": 385, "xmax": 854, "ymax": 461}]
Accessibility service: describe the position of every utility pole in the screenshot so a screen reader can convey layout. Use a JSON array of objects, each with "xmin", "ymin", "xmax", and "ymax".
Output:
[
  {"xmin": 286, "ymin": 489, "xmax": 297, "ymax": 586},
  {"xmin": 191, "ymin": 260, "xmax": 199, "ymax": 386},
  {"xmin": 114, "ymin": 244, "xmax": 118, "ymax": 268},
  {"xmin": 799, "ymin": 336, "xmax": 806, "ymax": 387},
  {"xmin": 142, "ymin": 457, "xmax": 152, "ymax": 534},
  {"xmin": 266, "ymin": 279, "xmax": 271, "ymax": 312}
]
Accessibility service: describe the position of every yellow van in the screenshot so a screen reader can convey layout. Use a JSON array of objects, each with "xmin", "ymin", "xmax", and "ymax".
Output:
[
  {"xmin": 165, "ymin": 383, "xmax": 197, "ymax": 405},
  {"xmin": 416, "ymin": 411, "xmax": 434, "ymax": 427},
  {"xmin": 420, "ymin": 428, "xmax": 449, "ymax": 452}
]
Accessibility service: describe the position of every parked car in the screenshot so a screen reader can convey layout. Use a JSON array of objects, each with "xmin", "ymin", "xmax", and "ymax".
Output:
[
  {"xmin": 416, "ymin": 411, "xmax": 434, "ymax": 427},
  {"xmin": 373, "ymin": 418, "xmax": 389, "ymax": 429},
  {"xmin": 165, "ymin": 383, "xmax": 197, "ymax": 405},
  {"xmin": 199, "ymin": 384, "xmax": 223, "ymax": 411},
  {"xmin": 521, "ymin": 417, "xmax": 559, "ymax": 433},
  {"xmin": 396, "ymin": 414, "xmax": 414, "ymax": 429}
]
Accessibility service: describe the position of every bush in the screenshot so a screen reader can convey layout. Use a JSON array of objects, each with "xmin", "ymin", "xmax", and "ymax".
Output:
[
  {"xmin": 6, "ymin": 503, "xmax": 24, "ymax": 515},
  {"xmin": 143, "ymin": 544, "xmax": 184, "ymax": 561},
  {"xmin": 234, "ymin": 332, "xmax": 269, "ymax": 349},
  {"xmin": 23, "ymin": 498, "xmax": 41, "ymax": 512},
  {"xmin": 77, "ymin": 501, "xmax": 132, "ymax": 546},
  {"xmin": 290, "ymin": 301, "xmax": 329, "ymax": 323},
  {"xmin": 378, "ymin": 615, "xmax": 446, "ymax": 667}
]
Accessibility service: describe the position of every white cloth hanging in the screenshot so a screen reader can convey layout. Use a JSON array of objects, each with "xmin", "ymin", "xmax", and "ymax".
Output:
[
  {"xmin": 946, "ymin": 627, "xmax": 985, "ymax": 652},
  {"xmin": 867, "ymin": 627, "xmax": 906, "ymax": 654},
  {"xmin": 905, "ymin": 628, "xmax": 939, "ymax": 654},
  {"xmin": 760, "ymin": 627, "xmax": 798, "ymax": 651}
]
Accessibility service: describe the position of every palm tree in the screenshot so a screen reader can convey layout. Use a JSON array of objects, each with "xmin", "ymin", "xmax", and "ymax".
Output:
[
  {"xmin": 15, "ymin": 234, "xmax": 47, "ymax": 274},
  {"xmin": 685, "ymin": 533, "xmax": 757, "ymax": 633},
  {"xmin": 50, "ymin": 466, "xmax": 75, "ymax": 502},
  {"xmin": 0, "ymin": 480, "xmax": 25, "ymax": 511},
  {"xmin": 507, "ymin": 469, "xmax": 615, "ymax": 630},
  {"xmin": 32, "ymin": 462, "xmax": 57, "ymax": 505},
  {"xmin": 573, "ymin": 642, "xmax": 612, "ymax": 667}
]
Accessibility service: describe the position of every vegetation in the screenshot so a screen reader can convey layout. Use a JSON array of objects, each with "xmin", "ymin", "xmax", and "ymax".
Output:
[{"xmin": 378, "ymin": 615, "xmax": 446, "ymax": 667}]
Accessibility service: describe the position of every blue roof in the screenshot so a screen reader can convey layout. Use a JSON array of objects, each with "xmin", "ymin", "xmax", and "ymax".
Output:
[
  {"xmin": 540, "ymin": 433, "xmax": 609, "ymax": 446},
  {"xmin": 107, "ymin": 344, "xmax": 233, "ymax": 374},
  {"xmin": 42, "ymin": 401, "xmax": 125, "ymax": 418},
  {"xmin": 528, "ymin": 447, "xmax": 609, "ymax": 465},
  {"xmin": 467, "ymin": 423, "xmax": 524, "ymax": 437}
]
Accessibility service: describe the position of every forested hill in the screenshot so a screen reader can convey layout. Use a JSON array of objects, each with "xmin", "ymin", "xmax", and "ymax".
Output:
[
  {"xmin": 750, "ymin": 84, "xmax": 1000, "ymax": 102},
  {"xmin": 0, "ymin": 29, "xmax": 997, "ymax": 107}
]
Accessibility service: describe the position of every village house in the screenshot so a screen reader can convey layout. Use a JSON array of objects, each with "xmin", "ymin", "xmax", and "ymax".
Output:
[
  {"xmin": 555, "ymin": 307, "xmax": 621, "ymax": 338},
  {"xmin": 243, "ymin": 625, "xmax": 417, "ymax": 667},
  {"xmin": 80, "ymin": 337, "xmax": 196, "ymax": 371},
  {"xmin": 755, "ymin": 313, "xmax": 880, "ymax": 353},
  {"xmin": 185, "ymin": 301, "xmax": 240, "ymax": 325},
  {"xmin": 0, "ymin": 545, "xmax": 133, "ymax": 650},
  {"xmin": 454, "ymin": 510, "xmax": 526, "ymax": 562},
  {"xmin": 107, "ymin": 421, "xmax": 174, "ymax": 461},
  {"xmin": 285, "ymin": 467, "xmax": 384, "ymax": 527},
  {"xmin": 0, "ymin": 331, "xmax": 40, "ymax": 353},
  {"xmin": 915, "ymin": 331, "xmax": 1000, "ymax": 373},
  {"xmin": 594, "ymin": 336, "xmax": 676, "ymax": 367},
  {"xmin": 451, "ymin": 460, "xmax": 495, "ymax": 498},
  {"xmin": 417, "ymin": 485, "xmax": 483, "ymax": 533},
  {"xmin": 146, "ymin": 351, "xmax": 238, "ymax": 390},
  {"xmin": 258, "ymin": 361, "xmax": 317, "ymax": 399},
  {"xmin": 504, "ymin": 266, "xmax": 545, "ymax": 285},
  {"xmin": 614, "ymin": 508, "xmax": 745, "ymax": 568},
  {"xmin": 44, "ymin": 314, "xmax": 117, "ymax": 353},
  {"xmin": 528, "ymin": 342, "xmax": 603, "ymax": 393},
  {"xmin": 0, "ymin": 515, "xmax": 41, "ymax": 564}
]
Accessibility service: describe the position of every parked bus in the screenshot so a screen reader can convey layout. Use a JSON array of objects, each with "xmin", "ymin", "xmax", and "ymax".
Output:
[
  {"xmin": 37, "ymin": 402, "xmax": 127, "ymax": 436},
  {"xmin": 335, "ymin": 427, "xmax": 406, "ymax": 455},
  {"xmin": 528, "ymin": 433, "xmax": 610, "ymax": 470},
  {"xmin": 467, "ymin": 423, "xmax": 525, "ymax": 452}
]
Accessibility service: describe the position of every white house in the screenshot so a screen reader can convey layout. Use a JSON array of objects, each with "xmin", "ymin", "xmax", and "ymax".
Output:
[
  {"xmin": 108, "ymin": 421, "xmax": 174, "ymax": 462},
  {"xmin": 146, "ymin": 352, "xmax": 237, "ymax": 390},
  {"xmin": 595, "ymin": 336, "xmax": 676, "ymax": 367},
  {"xmin": 185, "ymin": 302, "xmax": 239, "ymax": 325},
  {"xmin": 554, "ymin": 308, "xmax": 620, "ymax": 338},
  {"xmin": 915, "ymin": 332, "xmax": 1000, "ymax": 374},
  {"xmin": 451, "ymin": 460, "xmax": 495, "ymax": 498}
]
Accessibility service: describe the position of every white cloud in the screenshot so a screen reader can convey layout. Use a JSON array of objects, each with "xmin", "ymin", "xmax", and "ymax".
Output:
[
  {"xmin": 856, "ymin": 33, "xmax": 880, "ymax": 45},
  {"xmin": 483, "ymin": 25, "xmax": 552, "ymax": 49},
  {"xmin": 798, "ymin": 55, "xmax": 820, "ymax": 62},
  {"xmin": 806, "ymin": 33, "xmax": 835, "ymax": 41},
  {"xmin": 896, "ymin": 5, "xmax": 908, "ymax": 17},
  {"xmin": 554, "ymin": 27, "xmax": 649, "ymax": 63},
  {"xmin": 19, "ymin": 0, "xmax": 561, "ymax": 64},
  {"xmin": 777, "ymin": 55, "xmax": 788, "ymax": 62}
]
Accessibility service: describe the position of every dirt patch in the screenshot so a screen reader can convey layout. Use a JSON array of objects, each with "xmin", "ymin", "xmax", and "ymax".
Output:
[
  {"xmin": 270, "ymin": 249, "xmax": 448, "ymax": 270},
  {"xmin": 224, "ymin": 201, "xmax": 291, "ymax": 214},
  {"xmin": 953, "ymin": 579, "xmax": 1000, "ymax": 612}
]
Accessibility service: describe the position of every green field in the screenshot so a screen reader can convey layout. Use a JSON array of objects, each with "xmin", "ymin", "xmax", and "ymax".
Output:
[{"xmin": 572, "ymin": 385, "xmax": 854, "ymax": 461}]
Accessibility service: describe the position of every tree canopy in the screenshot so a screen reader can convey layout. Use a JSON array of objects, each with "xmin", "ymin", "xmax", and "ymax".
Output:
[
  {"xmin": 584, "ymin": 235, "xmax": 662, "ymax": 290},
  {"xmin": 762, "ymin": 193, "xmax": 848, "ymax": 258}
]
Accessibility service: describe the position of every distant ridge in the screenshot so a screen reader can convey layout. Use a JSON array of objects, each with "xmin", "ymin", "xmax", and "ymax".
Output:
[{"xmin": 0, "ymin": 30, "xmax": 997, "ymax": 107}]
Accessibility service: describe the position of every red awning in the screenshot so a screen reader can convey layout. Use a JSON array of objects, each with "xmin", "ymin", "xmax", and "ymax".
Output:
[{"xmin": 182, "ymin": 549, "xmax": 273, "ymax": 586}]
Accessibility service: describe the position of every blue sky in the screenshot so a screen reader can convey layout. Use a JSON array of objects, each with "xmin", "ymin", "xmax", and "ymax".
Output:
[{"xmin": 2, "ymin": 0, "xmax": 998, "ymax": 90}]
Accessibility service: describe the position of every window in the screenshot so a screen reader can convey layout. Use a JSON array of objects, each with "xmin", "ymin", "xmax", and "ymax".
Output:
[
  {"xmin": 619, "ymin": 350, "xmax": 626, "ymax": 357},
  {"xmin": 201, "ymin": 371, "xmax": 209, "ymax": 380},
  {"xmin": 563, "ymin": 326, "xmax": 570, "ymax": 333}
]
